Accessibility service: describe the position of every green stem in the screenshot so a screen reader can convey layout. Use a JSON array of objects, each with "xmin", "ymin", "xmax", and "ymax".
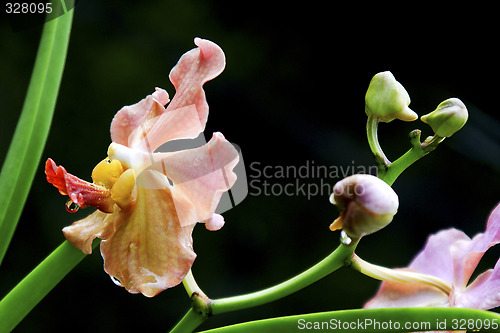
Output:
[
  {"xmin": 199, "ymin": 308, "xmax": 500, "ymax": 333},
  {"xmin": 366, "ymin": 115, "xmax": 391, "ymax": 169},
  {"xmin": 378, "ymin": 130, "xmax": 444, "ymax": 186},
  {"xmin": 210, "ymin": 242, "xmax": 357, "ymax": 315},
  {"xmin": 169, "ymin": 308, "xmax": 208, "ymax": 333},
  {"xmin": 170, "ymin": 242, "xmax": 357, "ymax": 332},
  {"xmin": 0, "ymin": 0, "xmax": 74, "ymax": 266},
  {"xmin": 0, "ymin": 240, "xmax": 97, "ymax": 332},
  {"xmin": 182, "ymin": 269, "xmax": 208, "ymax": 300}
]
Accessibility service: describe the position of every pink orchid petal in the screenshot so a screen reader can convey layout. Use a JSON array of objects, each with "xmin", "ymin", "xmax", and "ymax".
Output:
[
  {"xmin": 364, "ymin": 271, "xmax": 449, "ymax": 309},
  {"xmin": 150, "ymin": 132, "xmax": 238, "ymax": 226},
  {"xmin": 450, "ymin": 202, "xmax": 500, "ymax": 288},
  {"xmin": 409, "ymin": 228, "xmax": 470, "ymax": 285},
  {"xmin": 152, "ymin": 87, "xmax": 170, "ymax": 105},
  {"xmin": 137, "ymin": 104, "xmax": 204, "ymax": 152},
  {"xmin": 62, "ymin": 209, "xmax": 118, "ymax": 255},
  {"xmin": 110, "ymin": 38, "xmax": 225, "ymax": 151},
  {"xmin": 166, "ymin": 38, "xmax": 225, "ymax": 132},
  {"xmin": 101, "ymin": 172, "xmax": 196, "ymax": 297},
  {"xmin": 110, "ymin": 88, "xmax": 169, "ymax": 148},
  {"xmin": 454, "ymin": 258, "xmax": 500, "ymax": 310}
]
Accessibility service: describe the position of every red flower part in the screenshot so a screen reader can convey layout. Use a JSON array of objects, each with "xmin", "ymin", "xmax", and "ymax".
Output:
[{"xmin": 45, "ymin": 158, "xmax": 114, "ymax": 213}]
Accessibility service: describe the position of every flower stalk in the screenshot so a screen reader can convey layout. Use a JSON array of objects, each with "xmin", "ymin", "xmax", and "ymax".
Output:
[
  {"xmin": 182, "ymin": 269, "xmax": 209, "ymax": 301},
  {"xmin": 378, "ymin": 129, "xmax": 444, "ymax": 186},
  {"xmin": 349, "ymin": 254, "xmax": 452, "ymax": 294},
  {"xmin": 366, "ymin": 115, "xmax": 391, "ymax": 169},
  {"xmin": 171, "ymin": 241, "xmax": 359, "ymax": 332},
  {"xmin": 210, "ymin": 242, "xmax": 358, "ymax": 315}
]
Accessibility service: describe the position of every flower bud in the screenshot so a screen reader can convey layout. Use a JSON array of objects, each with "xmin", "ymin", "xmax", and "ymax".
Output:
[
  {"xmin": 365, "ymin": 71, "xmax": 418, "ymax": 123},
  {"xmin": 329, "ymin": 174, "xmax": 398, "ymax": 240},
  {"xmin": 420, "ymin": 98, "xmax": 468, "ymax": 137}
]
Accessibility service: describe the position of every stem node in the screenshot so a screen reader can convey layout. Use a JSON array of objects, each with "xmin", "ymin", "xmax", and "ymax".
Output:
[{"xmin": 191, "ymin": 291, "xmax": 212, "ymax": 319}]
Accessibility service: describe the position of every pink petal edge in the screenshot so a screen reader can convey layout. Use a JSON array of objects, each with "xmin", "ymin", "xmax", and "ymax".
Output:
[
  {"xmin": 453, "ymin": 258, "xmax": 500, "ymax": 310},
  {"xmin": 166, "ymin": 38, "xmax": 226, "ymax": 132},
  {"xmin": 451, "ymin": 202, "xmax": 500, "ymax": 287},
  {"xmin": 409, "ymin": 228, "xmax": 470, "ymax": 285},
  {"xmin": 151, "ymin": 132, "xmax": 239, "ymax": 227},
  {"xmin": 110, "ymin": 88, "xmax": 169, "ymax": 148}
]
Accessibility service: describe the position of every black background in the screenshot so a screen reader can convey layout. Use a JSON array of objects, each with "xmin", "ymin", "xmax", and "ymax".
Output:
[{"xmin": 1, "ymin": 1, "xmax": 499, "ymax": 332}]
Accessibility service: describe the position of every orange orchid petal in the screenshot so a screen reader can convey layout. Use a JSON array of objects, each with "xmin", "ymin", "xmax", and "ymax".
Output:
[
  {"xmin": 101, "ymin": 171, "xmax": 196, "ymax": 297},
  {"xmin": 62, "ymin": 209, "xmax": 119, "ymax": 255},
  {"xmin": 45, "ymin": 158, "xmax": 114, "ymax": 213}
]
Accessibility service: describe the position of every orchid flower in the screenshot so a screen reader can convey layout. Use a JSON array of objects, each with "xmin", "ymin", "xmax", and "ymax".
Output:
[
  {"xmin": 45, "ymin": 38, "xmax": 239, "ymax": 297},
  {"xmin": 364, "ymin": 202, "xmax": 500, "ymax": 310}
]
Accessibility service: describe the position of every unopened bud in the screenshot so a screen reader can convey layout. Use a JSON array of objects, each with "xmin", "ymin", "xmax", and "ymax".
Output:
[
  {"xmin": 329, "ymin": 174, "xmax": 399, "ymax": 240},
  {"xmin": 365, "ymin": 71, "xmax": 418, "ymax": 123},
  {"xmin": 420, "ymin": 98, "xmax": 468, "ymax": 137}
]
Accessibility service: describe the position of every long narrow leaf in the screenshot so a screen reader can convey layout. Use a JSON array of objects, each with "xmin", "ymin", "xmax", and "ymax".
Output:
[
  {"xmin": 0, "ymin": 1, "xmax": 74, "ymax": 265},
  {"xmin": 0, "ymin": 240, "xmax": 98, "ymax": 332},
  {"xmin": 200, "ymin": 308, "xmax": 500, "ymax": 333}
]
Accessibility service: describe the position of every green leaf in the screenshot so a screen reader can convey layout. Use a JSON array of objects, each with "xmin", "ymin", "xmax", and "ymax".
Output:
[
  {"xmin": 0, "ymin": 240, "xmax": 98, "ymax": 332},
  {"xmin": 200, "ymin": 308, "xmax": 500, "ymax": 332},
  {"xmin": 0, "ymin": 1, "xmax": 74, "ymax": 265}
]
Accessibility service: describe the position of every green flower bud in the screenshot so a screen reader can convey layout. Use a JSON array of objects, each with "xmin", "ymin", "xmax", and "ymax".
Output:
[
  {"xmin": 421, "ymin": 98, "xmax": 468, "ymax": 137},
  {"xmin": 329, "ymin": 174, "xmax": 398, "ymax": 240},
  {"xmin": 365, "ymin": 71, "xmax": 418, "ymax": 123}
]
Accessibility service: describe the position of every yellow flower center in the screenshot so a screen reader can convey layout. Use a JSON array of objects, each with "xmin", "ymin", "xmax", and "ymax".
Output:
[
  {"xmin": 91, "ymin": 157, "xmax": 136, "ymax": 210},
  {"xmin": 92, "ymin": 158, "xmax": 124, "ymax": 189}
]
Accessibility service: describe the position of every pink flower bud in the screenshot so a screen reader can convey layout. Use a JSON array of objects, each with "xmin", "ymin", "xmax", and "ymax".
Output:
[{"xmin": 330, "ymin": 174, "xmax": 398, "ymax": 240}]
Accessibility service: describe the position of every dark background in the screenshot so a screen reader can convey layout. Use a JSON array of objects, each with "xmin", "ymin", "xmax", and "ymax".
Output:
[{"xmin": 1, "ymin": 1, "xmax": 499, "ymax": 332}]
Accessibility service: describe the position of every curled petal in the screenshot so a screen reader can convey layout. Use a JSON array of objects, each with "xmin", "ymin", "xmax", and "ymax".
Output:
[
  {"xmin": 45, "ymin": 158, "xmax": 70, "ymax": 195},
  {"xmin": 62, "ymin": 209, "xmax": 119, "ymax": 255},
  {"xmin": 110, "ymin": 88, "xmax": 169, "ymax": 148},
  {"xmin": 45, "ymin": 158, "xmax": 114, "ymax": 213},
  {"xmin": 166, "ymin": 38, "xmax": 225, "ymax": 133},
  {"xmin": 110, "ymin": 38, "xmax": 225, "ymax": 151},
  {"xmin": 101, "ymin": 171, "xmax": 196, "ymax": 297},
  {"xmin": 151, "ymin": 132, "xmax": 239, "ymax": 226}
]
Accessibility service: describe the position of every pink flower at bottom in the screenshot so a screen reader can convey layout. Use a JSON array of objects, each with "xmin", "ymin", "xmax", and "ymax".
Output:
[{"xmin": 365, "ymin": 203, "xmax": 500, "ymax": 310}]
